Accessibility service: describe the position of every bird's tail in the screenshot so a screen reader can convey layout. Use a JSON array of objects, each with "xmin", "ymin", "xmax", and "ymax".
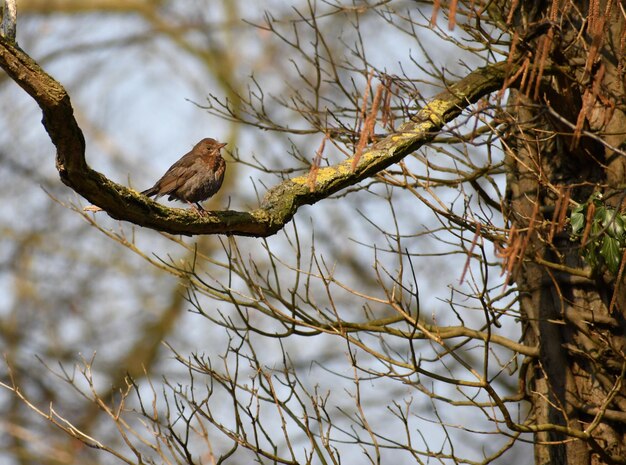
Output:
[{"xmin": 141, "ymin": 187, "xmax": 158, "ymax": 197}]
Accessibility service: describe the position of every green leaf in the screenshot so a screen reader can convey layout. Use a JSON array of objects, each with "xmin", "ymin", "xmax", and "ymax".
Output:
[
  {"xmin": 599, "ymin": 206, "xmax": 612, "ymax": 228},
  {"xmin": 570, "ymin": 211, "xmax": 585, "ymax": 236},
  {"xmin": 597, "ymin": 206, "xmax": 609, "ymax": 226},
  {"xmin": 608, "ymin": 214, "xmax": 625, "ymax": 240},
  {"xmin": 600, "ymin": 236, "xmax": 622, "ymax": 274},
  {"xmin": 569, "ymin": 194, "xmax": 626, "ymax": 275}
]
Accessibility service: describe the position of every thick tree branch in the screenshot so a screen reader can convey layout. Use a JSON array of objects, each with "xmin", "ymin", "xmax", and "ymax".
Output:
[{"xmin": 0, "ymin": 36, "xmax": 511, "ymax": 236}]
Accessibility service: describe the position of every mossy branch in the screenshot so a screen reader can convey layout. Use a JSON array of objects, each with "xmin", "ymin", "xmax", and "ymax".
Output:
[{"xmin": 0, "ymin": 37, "xmax": 511, "ymax": 236}]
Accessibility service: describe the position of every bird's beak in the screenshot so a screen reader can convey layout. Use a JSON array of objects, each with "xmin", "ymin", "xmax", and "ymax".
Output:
[{"xmin": 219, "ymin": 142, "xmax": 227, "ymax": 149}]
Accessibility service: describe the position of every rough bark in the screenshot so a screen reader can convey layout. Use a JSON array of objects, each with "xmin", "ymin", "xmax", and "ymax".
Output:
[{"xmin": 507, "ymin": 1, "xmax": 626, "ymax": 463}]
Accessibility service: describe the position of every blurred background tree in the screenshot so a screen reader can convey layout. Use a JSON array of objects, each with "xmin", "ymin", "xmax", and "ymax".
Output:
[{"xmin": 1, "ymin": 1, "xmax": 625, "ymax": 464}]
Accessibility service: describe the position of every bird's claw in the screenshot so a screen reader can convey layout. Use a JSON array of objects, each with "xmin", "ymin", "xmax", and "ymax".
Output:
[{"xmin": 189, "ymin": 202, "xmax": 207, "ymax": 216}]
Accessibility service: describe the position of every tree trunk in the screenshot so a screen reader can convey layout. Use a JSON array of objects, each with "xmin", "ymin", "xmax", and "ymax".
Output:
[{"xmin": 507, "ymin": 1, "xmax": 626, "ymax": 463}]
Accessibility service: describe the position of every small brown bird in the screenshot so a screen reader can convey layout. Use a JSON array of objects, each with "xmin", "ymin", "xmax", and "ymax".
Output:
[{"xmin": 142, "ymin": 138, "xmax": 227, "ymax": 212}]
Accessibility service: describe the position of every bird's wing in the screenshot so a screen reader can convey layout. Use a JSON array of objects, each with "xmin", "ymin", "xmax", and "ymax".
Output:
[
  {"xmin": 169, "ymin": 150, "xmax": 199, "ymax": 170},
  {"xmin": 152, "ymin": 151, "xmax": 199, "ymax": 194}
]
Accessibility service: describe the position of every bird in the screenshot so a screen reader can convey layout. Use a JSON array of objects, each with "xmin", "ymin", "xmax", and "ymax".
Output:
[{"xmin": 142, "ymin": 138, "xmax": 227, "ymax": 213}]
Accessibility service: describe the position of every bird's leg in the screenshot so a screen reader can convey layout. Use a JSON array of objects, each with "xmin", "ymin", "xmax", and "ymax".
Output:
[{"xmin": 187, "ymin": 201, "xmax": 207, "ymax": 216}]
